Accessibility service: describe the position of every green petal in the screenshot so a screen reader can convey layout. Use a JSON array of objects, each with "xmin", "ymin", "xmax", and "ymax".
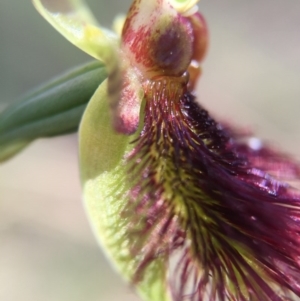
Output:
[
  {"xmin": 32, "ymin": 0, "xmax": 118, "ymax": 62},
  {"xmin": 112, "ymin": 14, "xmax": 126, "ymax": 36},
  {"xmin": 79, "ymin": 81, "xmax": 172, "ymax": 301},
  {"xmin": 170, "ymin": 0, "xmax": 200, "ymax": 14},
  {"xmin": 0, "ymin": 61, "xmax": 106, "ymax": 162}
]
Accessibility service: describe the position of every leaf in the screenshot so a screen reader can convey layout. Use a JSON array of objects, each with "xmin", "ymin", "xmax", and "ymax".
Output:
[{"xmin": 0, "ymin": 60, "xmax": 107, "ymax": 162}]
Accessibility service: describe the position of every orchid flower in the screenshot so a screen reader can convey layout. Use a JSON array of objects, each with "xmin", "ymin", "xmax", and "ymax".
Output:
[{"xmin": 2, "ymin": 0, "xmax": 300, "ymax": 300}]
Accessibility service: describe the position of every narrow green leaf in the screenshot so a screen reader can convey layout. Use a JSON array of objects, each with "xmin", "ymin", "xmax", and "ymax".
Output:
[{"xmin": 0, "ymin": 60, "xmax": 107, "ymax": 162}]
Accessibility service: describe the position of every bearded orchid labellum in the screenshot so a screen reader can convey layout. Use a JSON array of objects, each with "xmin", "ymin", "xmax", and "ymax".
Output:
[{"xmin": 31, "ymin": 0, "xmax": 300, "ymax": 300}]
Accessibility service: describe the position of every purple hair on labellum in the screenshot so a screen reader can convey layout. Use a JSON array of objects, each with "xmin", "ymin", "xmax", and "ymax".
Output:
[{"xmin": 118, "ymin": 1, "xmax": 300, "ymax": 300}]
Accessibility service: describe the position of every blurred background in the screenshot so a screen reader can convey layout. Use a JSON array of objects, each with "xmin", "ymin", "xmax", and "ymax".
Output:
[{"xmin": 1, "ymin": 1, "xmax": 300, "ymax": 300}]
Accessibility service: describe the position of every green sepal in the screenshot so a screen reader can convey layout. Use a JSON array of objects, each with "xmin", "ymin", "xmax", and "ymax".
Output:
[
  {"xmin": 79, "ymin": 80, "xmax": 172, "ymax": 301},
  {"xmin": 0, "ymin": 60, "xmax": 107, "ymax": 162}
]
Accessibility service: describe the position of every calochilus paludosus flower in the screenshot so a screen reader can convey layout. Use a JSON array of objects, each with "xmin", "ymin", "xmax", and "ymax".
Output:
[{"xmin": 3, "ymin": 0, "xmax": 300, "ymax": 300}]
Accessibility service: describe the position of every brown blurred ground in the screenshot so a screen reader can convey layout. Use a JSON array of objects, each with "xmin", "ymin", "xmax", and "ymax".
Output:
[{"xmin": 1, "ymin": 1, "xmax": 300, "ymax": 301}]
